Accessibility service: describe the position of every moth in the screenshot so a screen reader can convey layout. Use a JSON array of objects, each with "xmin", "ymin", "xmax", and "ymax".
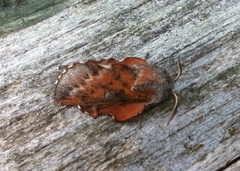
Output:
[{"xmin": 54, "ymin": 54, "xmax": 182, "ymax": 127}]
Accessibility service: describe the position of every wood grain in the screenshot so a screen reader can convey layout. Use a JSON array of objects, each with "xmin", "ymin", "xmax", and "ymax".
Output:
[{"xmin": 1, "ymin": 0, "xmax": 240, "ymax": 170}]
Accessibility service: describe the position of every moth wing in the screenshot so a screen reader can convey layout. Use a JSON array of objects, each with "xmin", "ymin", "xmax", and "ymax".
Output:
[
  {"xmin": 54, "ymin": 58, "xmax": 154, "ymax": 106},
  {"xmin": 81, "ymin": 103, "xmax": 145, "ymax": 121},
  {"xmin": 54, "ymin": 62, "xmax": 101, "ymax": 105}
]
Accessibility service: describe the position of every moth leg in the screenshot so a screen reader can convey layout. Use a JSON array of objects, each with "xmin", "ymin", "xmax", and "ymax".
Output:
[
  {"xmin": 167, "ymin": 92, "xmax": 179, "ymax": 125},
  {"xmin": 173, "ymin": 58, "xmax": 182, "ymax": 82},
  {"xmin": 88, "ymin": 106, "xmax": 99, "ymax": 118},
  {"xmin": 138, "ymin": 113, "xmax": 142, "ymax": 129},
  {"xmin": 144, "ymin": 53, "xmax": 150, "ymax": 60}
]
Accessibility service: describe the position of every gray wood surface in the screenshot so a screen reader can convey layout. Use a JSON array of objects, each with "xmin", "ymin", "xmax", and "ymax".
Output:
[
  {"xmin": 0, "ymin": 0, "xmax": 69, "ymax": 36},
  {"xmin": 1, "ymin": 0, "xmax": 240, "ymax": 170}
]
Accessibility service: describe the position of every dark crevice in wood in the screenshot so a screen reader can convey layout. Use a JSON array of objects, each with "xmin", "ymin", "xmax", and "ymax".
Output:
[{"xmin": 215, "ymin": 155, "xmax": 240, "ymax": 171}]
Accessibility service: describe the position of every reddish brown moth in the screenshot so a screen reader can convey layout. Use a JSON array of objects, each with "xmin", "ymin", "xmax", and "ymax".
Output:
[{"xmin": 54, "ymin": 54, "xmax": 182, "ymax": 127}]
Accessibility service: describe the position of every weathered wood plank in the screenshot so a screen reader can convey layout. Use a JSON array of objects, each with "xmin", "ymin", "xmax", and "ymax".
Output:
[
  {"xmin": 0, "ymin": 0, "xmax": 71, "ymax": 36},
  {"xmin": 0, "ymin": 0, "xmax": 240, "ymax": 170}
]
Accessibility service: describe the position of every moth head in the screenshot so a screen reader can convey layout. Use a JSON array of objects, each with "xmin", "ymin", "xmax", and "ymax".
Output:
[{"xmin": 149, "ymin": 67, "xmax": 174, "ymax": 104}]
